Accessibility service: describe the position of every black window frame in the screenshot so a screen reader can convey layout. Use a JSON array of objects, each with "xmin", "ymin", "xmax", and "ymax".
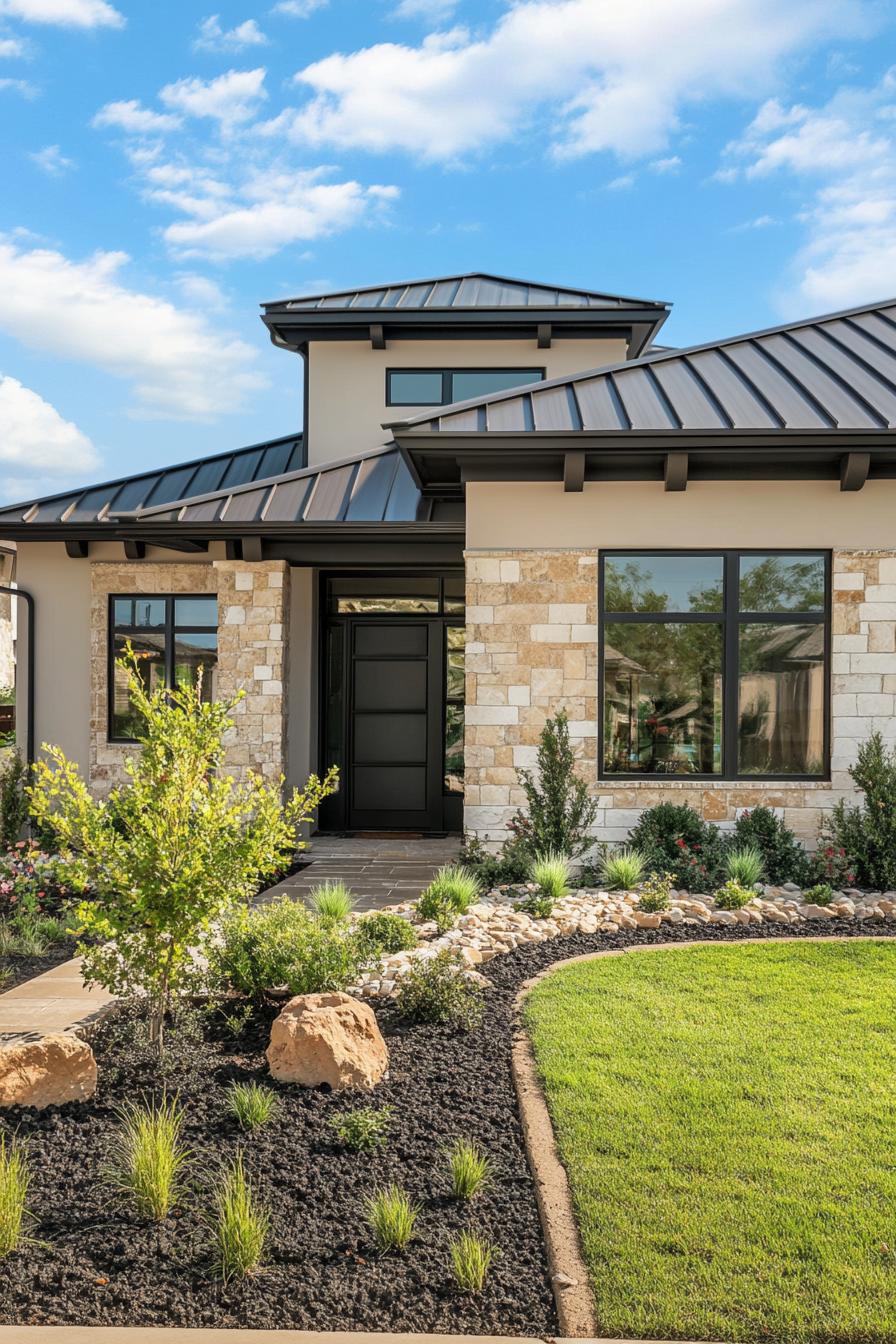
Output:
[
  {"xmin": 108, "ymin": 593, "xmax": 218, "ymax": 744},
  {"xmin": 598, "ymin": 550, "xmax": 831, "ymax": 782},
  {"xmin": 385, "ymin": 367, "xmax": 546, "ymax": 407}
]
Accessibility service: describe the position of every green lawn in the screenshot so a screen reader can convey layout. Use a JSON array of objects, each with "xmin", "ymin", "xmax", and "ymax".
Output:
[{"xmin": 525, "ymin": 941, "xmax": 896, "ymax": 1343}]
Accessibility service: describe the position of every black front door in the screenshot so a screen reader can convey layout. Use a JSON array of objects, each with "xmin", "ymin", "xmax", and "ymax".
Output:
[{"xmin": 320, "ymin": 575, "xmax": 464, "ymax": 833}]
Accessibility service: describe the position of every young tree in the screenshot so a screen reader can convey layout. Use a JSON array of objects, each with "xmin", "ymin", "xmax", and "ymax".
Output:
[
  {"xmin": 29, "ymin": 651, "xmax": 337, "ymax": 1054},
  {"xmin": 510, "ymin": 710, "xmax": 597, "ymax": 859}
]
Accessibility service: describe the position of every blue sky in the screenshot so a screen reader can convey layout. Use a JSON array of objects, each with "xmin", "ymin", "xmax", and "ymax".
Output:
[{"xmin": 1, "ymin": 0, "xmax": 895, "ymax": 502}]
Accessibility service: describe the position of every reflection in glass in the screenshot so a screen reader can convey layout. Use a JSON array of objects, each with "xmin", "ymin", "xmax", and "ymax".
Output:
[
  {"xmin": 387, "ymin": 370, "xmax": 443, "ymax": 404},
  {"xmin": 738, "ymin": 623, "xmax": 825, "ymax": 775},
  {"xmin": 444, "ymin": 624, "xmax": 465, "ymax": 794},
  {"xmin": 739, "ymin": 555, "xmax": 824, "ymax": 612},
  {"xmin": 113, "ymin": 598, "xmax": 166, "ymax": 629},
  {"xmin": 450, "ymin": 369, "xmax": 542, "ymax": 399},
  {"xmin": 173, "ymin": 632, "xmax": 218, "ymax": 700},
  {"xmin": 603, "ymin": 622, "xmax": 723, "ymax": 774},
  {"xmin": 111, "ymin": 633, "xmax": 165, "ymax": 739},
  {"xmin": 173, "ymin": 598, "xmax": 218, "ymax": 627},
  {"xmin": 443, "ymin": 574, "xmax": 465, "ymax": 614},
  {"xmin": 336, "ymin": 596, "xmax": 439, "ymax": 614},
  {"xmin": 604, "ymin": 556, "xmax": 723, "ymax": 613}
]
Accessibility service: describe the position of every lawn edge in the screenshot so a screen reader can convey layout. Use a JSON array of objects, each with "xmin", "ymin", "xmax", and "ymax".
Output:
[{"xmin": 513, "ymin": 932, "xmax": 889, "ymax": 1342}]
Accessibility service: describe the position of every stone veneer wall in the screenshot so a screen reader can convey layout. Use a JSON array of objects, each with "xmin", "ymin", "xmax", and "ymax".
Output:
[
  {"xmin": 464, "ymin": 549, "xmax": 896, "ymax": 850},
  {"xmin": 90, "ymin": 560, "xmax": 290, "ymax": 792}
]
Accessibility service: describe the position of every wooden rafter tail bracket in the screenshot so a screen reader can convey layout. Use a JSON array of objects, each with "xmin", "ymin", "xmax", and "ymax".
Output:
[
  {"xmin": 369, "ymin": 323, "xmax": 386, "ymax": 350},
  {"xmin": 65, "ymin": 540, "xmax": 88, "ymax": 558},
  {"xmin": 563, "ymin": 450, "xmax": 585, "ymax": 493},
  {"xmin": 664, "ymin": 450, "xmax": 688, "ymax": 492},
  {"xmin": 840, "ymin": 451, "xmax": 870, "ymax": 491}
]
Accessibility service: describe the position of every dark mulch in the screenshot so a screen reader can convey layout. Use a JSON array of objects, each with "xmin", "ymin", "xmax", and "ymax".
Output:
[
  {"xmin": 0, "ymin": 943, "xmax": 73, "ymax": 993},
  {"xmin": 1, "ymin": 919, "xmax": 895, "ymax": 1334}
]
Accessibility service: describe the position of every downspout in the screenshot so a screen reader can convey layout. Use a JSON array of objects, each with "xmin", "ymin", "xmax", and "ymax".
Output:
[{"xmin": 0, "ymin": 583, "xmax": 35, "ymax": 764}]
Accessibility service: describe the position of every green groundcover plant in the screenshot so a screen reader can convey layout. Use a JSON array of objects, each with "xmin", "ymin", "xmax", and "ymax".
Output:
[{"xmin": 29, "ymin": 649, "xmax": 337, "ymax": 1054}]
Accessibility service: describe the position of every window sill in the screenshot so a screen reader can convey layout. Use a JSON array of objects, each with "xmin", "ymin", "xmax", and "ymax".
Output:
[{"xmin": 597, "ymin": 777, "xmax": 832, "ymax": 790}]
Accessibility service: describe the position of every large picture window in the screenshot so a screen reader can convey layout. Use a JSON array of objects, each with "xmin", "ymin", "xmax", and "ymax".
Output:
[
  {"xmin": 600, "ymin": 552, "xmax": 828, "ymax": 779},
  {"xmin": 109, "ymin": 594, "xmax": 218, "ymax": 741}
]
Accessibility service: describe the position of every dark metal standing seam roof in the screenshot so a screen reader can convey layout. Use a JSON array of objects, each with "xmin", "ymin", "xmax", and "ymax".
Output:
[
  {"xmin": 388, "ymin": 299, "xmax": 896, "ymax": 434},
  {"xmin": 0, "ymin": 433, "xmax": 305, "ymax": 527},
  {"xmin": 263, "ymin": 271, "xmax": 668, "ymax": 312}
]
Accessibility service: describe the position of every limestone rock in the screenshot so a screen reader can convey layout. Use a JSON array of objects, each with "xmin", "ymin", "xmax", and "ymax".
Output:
[
  {"xmin": 267, "ymin": 991, "xmax": 388, "ymax": 1091},
  {"xmin": 0, "ymin": 1033, "xmax": 97, "ymax": 1109}
]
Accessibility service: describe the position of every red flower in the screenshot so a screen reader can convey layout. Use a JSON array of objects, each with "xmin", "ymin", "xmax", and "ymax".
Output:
[{"xmin": 676, "ymin": 838, "xmax": 687, "ymax": 849}]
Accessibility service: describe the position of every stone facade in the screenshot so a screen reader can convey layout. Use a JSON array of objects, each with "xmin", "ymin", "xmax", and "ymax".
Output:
[
  {"xmin": 464, "ymin": 549, "xmax": 896, "ymax": 851},
  {"xmin": 89, "ymin": 559, "xmax": 289, "ymax": 792}
]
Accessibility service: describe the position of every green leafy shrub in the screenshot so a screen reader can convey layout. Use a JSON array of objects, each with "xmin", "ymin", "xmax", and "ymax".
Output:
[
  {"xmin": 725, "ymin": 844, "xmax": 764, "ymax": 888},
  {"xmin": 818, "ymin": 733, "xmax": 896, "ymax": 890},
  {"xmin": 447, "ymin": 1138, "xmax": 490, "ymax": 1199},
  {"xmin": 418, "ymin": 865, "xmax": 480, "ymax": 932},
  {"xmin": 211, "ymin": 1153, "xmax": 270, "ymax": 1281},
  {"xmin": 107, "ymin": 1096, "xmax": 189, "ymax": 1220},
  {"xmin": 628, "ymin": 803, "xmax": 725, "ymax": 891},
  {"xmin": 804, "ymin": 882, "xmax": 834, "ymax": 906},
  {"xmin": 713, "ymin": 879, "xmax": 754, "ymax": 910},
  {"xmin": 0, "ymin": 1135, "xmax": 30, "ymax": 1258},
  {"xmin": 459, "ymin": 833, "xmax": 531, "ymax": 888},
  {"xmin": 355, "ymin": 911, "xmax": 418, "ymax": 956},
  {"xmin": 209, "ymin": 898, "xmax": 370, "ymax": 1000},
  {"xmin": 365, "ymin": 1183, "xmax": 419, "ymax": 1251},
  {"xmin": 529, "ymin": 849, "xmax": 571, "ymax": 904},
  {"xmin": 329, "ymin": 1105, "xmax": 393, "ymax": 1152},
  {"xmin": 516, "ymin": 890, "xmax": 555, "ymax": 919},
  {"xmin": 450, "ymin": 1230, "xmax": 498, "ymax": 1293},
  {"xmin": 0, "ymin": 751, "xmax": 28, "ymax": 849},
  {"xmin": 307, "ymin": 880, "xmax": 355, "ymax": 923},
  {"xmin": 638, "ymin": 871, "xmax": 672, "ymax": 913},
  {"xmin": 508, "ymin": 710, "xmax": 597, "ymax": 859},
  {"xmin": 600, "ymin": 846, "xmax": 646, "ymax": 891},
  {"xmin": 29, "ymin": 650, "xmax": 338, "ymax": 1054},
  {"xmin": 396, "ymin": 949, "xmax": 483, "ymax": 1029},
  {"xmin": 226, "ymin": 1082, "xmax": 280, "ymax": 1132},
  {"xmin": 731, "ymin": 807, "xmax": 812, "ymax": 885}
]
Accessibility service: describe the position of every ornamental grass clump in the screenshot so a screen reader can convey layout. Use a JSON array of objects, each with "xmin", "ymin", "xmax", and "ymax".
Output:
[
  {"xmin": 396, "ymin": 949, "xmax": 483, "ymax": 1030},
  {"xmin": 447, "ymin": 1138, "xmax": 491, "ymax": 1199},
  {"xmin": 725, "ymin": 844, "xmax": 765, "ymax": 888},
  {"xmin": 28, "ymin": 649, "xmax": 338, "ymax": 1056},
  {"xmin": 107, "ymin": 1096, "xmax": 189, "ymax": 1221},
  {"xmin": 226, "ymin": 1082, "xmax": 280, "ymax": 1133},
  {"xmin": 329, "ymin": 1105, "xmax": 393, "ymax": 1152},
  {"xmin": 418, "ymin": 865, "xmax": 480, "ymax": 931},
  {"xmin": 365, "ymin": 1183, "xmax": 420, "ymax": 1251},
  {"xmin": 211, "ymin": 1153, "xmax": 270, "ymax": 1281},
  {"xmin": 0, "ymin": 1135, "xmax": 30, "ymax": 1258},
  {"xmin": 601, "ymin": 846, "xmax": 646, "ymax": 891},
  {"xmin": 529, "ymin": 850, "xmax": 571, "ymax": 905},
  {"xmin": 450, "ymin": 1230, "xmax": 498, "ymax": 1293},
  {"xmin": 638, "ymin": 871, "xmax": 672, "ymax": 913},
  {"xmin": 713, "ymin": 879, "xmax": 755, "ymax": 910},
  {"xmin": 306, "ymin": 880, "xmax": 355, "ymax": 923}
]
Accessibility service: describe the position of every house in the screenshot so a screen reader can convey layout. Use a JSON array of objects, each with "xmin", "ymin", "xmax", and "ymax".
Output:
[{"xmin": 2, "ymin": 271, "xmax": 896, "ymax": 850}]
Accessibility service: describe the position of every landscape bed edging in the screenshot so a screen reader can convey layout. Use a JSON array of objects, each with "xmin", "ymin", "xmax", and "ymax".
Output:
[{"xmin": 512, "ymin": 933, "xmax": 883, "ymax": 1343}]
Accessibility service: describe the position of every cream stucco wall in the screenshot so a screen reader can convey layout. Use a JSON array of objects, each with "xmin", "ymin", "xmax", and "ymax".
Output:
[
  {"xmin": 465, "ymin": 479, "xmax": 896, "ymax": 551},
  {"xmin": 306, "ymin": 338, "xmax": 627, "ymax": 465}
]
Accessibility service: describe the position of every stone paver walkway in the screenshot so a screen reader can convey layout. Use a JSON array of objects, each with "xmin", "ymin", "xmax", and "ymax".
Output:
[
  {"xmin": 0, "ymin": 956, "xmax": 114, "ymax": 1044},
  {"xmin": 262, "ymin": 834, "xmax": 461, "ymax": 911}
]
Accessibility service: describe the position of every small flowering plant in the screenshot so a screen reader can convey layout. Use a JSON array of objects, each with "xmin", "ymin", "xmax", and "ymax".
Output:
[
  {"xmin": 814, "ymin": 844, "xmax": 856, "ymax": 890},
  {"xmin": 0, "ymin": 840, "xmax": 86, "ymax": 924}
]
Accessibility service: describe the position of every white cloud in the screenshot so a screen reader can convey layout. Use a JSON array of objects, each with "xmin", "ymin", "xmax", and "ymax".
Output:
[
  {"xmin": 277, "ymin": 0, "xmax": 870, "ymax": 163},
  {"xmin": 723, "ymin": 70, "xmax": 896, "ymax": 309},
  {"xmin": 0, "ymin": 33, "xmax": 26, "ymax": 55},
  {"xmin": 193, "ymin": 14, "xmax": 268, "ymax": 52},
  {"xmin": 160, "ymin": 67, "xmax": 267, "ymax": 127},
  {"xmin": 174, "ymin": 271, "xmax": 228, "ymax": 309},
  {"xmin": 650, "ymin": 155, "xmax": 681, "ymax": 173},
  {"xmin": 271, "ymin": 0, "xmax": 327, "ymax": 16},
  {"xmin": 0, "ymin": 0, "xmax": 122, "ymax": 27},
  {"xmin": 92, "ymin": 99, "xmax": 181, "ymax": 134},
  {"xmin": 392, "ymin": 0, "xmax": 457, "ymax": 20},
  {"xmin": 730, "ymin": 213, "xmax": 779, "ymax": 230},
  {"xmin": 0, "ymin": 237, "xmax": 265, "ymax": 418},
  {"xmin": 0, "ymin": 375, "xmax": 98, "ymax": 477},
  {"xmin": 160, "ymin": 168, "xmax": 399, "ymax": 261},
  {"xmin": 0, "ymin": 75, "xmax": 33, "ymax": 94},
  {"xmin": 606, "ymin": 173, "xmax": 635, "ymax": 190},
  {"xmin": 30, "ymin": 143, "xmax": 74, "ymax": 174}
]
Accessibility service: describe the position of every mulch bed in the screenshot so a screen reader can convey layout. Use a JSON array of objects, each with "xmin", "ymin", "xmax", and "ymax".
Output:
[
  {"xmin": 1, "ymin": 919, "xmax": 895, "ymax": 1334},
  {"xmin": 0, "ymin": 943, "xmax": 73, "ymax": 993}
]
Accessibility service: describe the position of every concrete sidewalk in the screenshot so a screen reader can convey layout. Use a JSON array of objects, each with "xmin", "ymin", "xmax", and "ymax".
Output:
[{"xmin": 0, "ymin": 956, "xmax": 113, "ymax": 1044}]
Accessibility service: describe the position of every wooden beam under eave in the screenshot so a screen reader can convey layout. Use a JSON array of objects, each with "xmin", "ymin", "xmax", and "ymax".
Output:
[
  {"xmin": 840, "ymin": 451, "xmax": 870, "ymax": 491},
  {"xmin": 123, "ymin": 540, "xmax": 146, "ymax": 560},
  {"xmin": 564, "ymin": 451, "xmax": 585, "ymax": 492},
  {"xmin": 242, "ymin": 536, "xmax": 263, "ymax": 561},
  {"xmin": 664, "ymin": 451, "xmax": 688, "ymax": 492},
  {"xmin": 370, "ymin": 323, "xmax": 386, "ymax": 350},
  {"xmin": 537, "ymin": 322, "xmax": 552, "ymax": 349},
  {"xmin": 65, "ymin": 540, "xmax": 88, "ymax": 558}
]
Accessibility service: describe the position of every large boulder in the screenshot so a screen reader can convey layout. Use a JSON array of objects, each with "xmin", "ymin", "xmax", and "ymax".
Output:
[
  {"xmin": 0, "ymin": 1032, "xmax": 97, "ymax": 1109},
  {"xmin": 266, "ymin": 991, "xmax": 388, "ymax": 1091}
]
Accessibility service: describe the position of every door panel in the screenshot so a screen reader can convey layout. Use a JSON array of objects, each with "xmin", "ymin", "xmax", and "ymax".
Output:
[
  {"xmin": 354, "ymin": 713, "xmax": 427, "ymax": 762},
  {"xmin": 353, "ymin": 660, "xmax": 427, "ymax": 711}
]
